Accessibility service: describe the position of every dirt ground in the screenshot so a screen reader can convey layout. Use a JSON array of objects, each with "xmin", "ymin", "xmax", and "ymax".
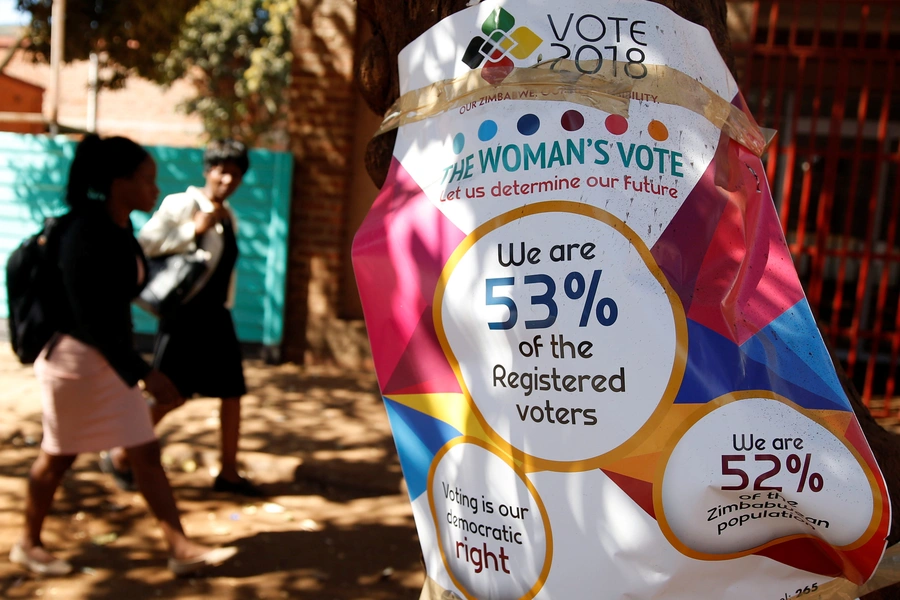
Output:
[
  {"xmin": 0, "ymin": 346, "xmax": 425, "ymax": 599},
  {"xmin": 4, "ymin": 343, "xmax": 900, "ymax": 600}
]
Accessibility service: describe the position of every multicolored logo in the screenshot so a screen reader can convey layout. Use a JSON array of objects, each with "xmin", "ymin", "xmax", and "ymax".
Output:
[{"xmin": 462, "ymin": 7, "xmax": 542, "ymax": 84}]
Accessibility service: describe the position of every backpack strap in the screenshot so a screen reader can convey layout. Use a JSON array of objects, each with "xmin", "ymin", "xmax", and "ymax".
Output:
[{"xmin": 44, "ymin": 332, "xmax": 62, "ymax": 361}]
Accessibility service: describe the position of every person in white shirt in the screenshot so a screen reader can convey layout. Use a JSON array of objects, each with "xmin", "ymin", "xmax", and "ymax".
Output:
[{"xmin": 104, "ymin": 139, "xmax": 261, "ymax": 497}]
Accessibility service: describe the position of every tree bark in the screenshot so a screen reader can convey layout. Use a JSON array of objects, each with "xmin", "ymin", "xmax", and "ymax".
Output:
[{"xmin": 355, "ymin": 0, "xmax": 900, "ymax": 590}]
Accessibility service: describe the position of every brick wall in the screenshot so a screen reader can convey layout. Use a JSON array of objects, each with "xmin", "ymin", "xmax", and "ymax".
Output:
[
  {"xmin": 285, "ymin": 0, "xmax": 369, "ymax": 365},
  {"xmin": 0, "ymin": 35, "xmax": 203, "ymax": 147},
  {"xmin": 0, "ymin": 73, "xmax": 43, "ymax": 134}
]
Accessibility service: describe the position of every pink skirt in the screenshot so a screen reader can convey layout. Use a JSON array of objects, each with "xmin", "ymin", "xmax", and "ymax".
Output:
[{"xmin": 34, "ymin": 335, "xmax": 156, "ymax": 456}]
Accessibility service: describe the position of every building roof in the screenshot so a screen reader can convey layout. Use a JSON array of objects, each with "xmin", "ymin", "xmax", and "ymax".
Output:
[
  {"xmin": 0, "ymin": 71, "xmax": 44, "ymax": 92},
  {"xmin": 0, "ymin": 33, "xmax": 204, "ymax": 146},
  {"xmin": 0, "ymin": 25, "xmax": 25, "ymax": 39}
]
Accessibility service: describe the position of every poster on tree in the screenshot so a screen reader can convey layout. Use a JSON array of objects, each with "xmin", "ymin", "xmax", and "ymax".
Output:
[{"xmin": 352, "ymin": 1, "xmax": 891, "ymax": 598}]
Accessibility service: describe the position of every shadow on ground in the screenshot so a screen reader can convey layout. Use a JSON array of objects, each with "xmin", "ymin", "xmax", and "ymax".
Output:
[{"xmin": 0, "ymin": 355, "xmax": 425, "ymax": 599}]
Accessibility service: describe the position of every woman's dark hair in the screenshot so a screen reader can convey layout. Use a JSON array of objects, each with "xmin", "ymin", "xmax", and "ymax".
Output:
[
  {"xmin": 65, "ymin": 134, "xmax": 149, "ymax": 209},
  {"xmin": 203, "ymin": 138, "xmax": 250, "ymax": 175}
]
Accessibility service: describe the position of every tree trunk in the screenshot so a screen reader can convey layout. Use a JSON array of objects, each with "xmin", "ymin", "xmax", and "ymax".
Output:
[{"xmin": 355, "ymin": 0, "xmax": 900, "ymax": 593}]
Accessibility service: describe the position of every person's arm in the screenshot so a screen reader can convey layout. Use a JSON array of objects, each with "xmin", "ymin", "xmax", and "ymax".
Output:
[
  {"xmin": 137, "ymin": 194, "xmax": 198, "ymax": 257},
  {"xmin": 225, "ymin": 204, "xmax": 238, "ymax": 309},
  {"xmin": 61, "ymin": 221, "xmax": 151, "ymax": 387}
]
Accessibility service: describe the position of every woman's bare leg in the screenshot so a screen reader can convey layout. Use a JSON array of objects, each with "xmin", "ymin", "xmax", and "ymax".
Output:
[
  {"xmin": 126, "ymin": 440, "xmax": 212, "ymax": 560},
  {"xmin": 218, "ymin": 397, "xmax": 241, "ymax": 481},
  {"xmin": 19, "ymin": 451, "xmax": 77, "ymax": 564}
]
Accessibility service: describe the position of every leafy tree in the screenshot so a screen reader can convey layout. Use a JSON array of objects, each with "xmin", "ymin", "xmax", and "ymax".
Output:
[
  {"xmin": 17, "ymin": 0, "xmax": 200, "ymax": 87},
  {"xmin": 17, "ymin": 0, "xmax": 292, "ymax": 146},
  {"xmin": 158, "ymin": 0, "xmax": 293, "ymax": 147}
]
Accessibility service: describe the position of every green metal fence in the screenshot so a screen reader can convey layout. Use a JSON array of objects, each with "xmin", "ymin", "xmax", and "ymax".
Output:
[{"xmin": 0, "ymin": 133, "xmax": 293, "ymax": 352}]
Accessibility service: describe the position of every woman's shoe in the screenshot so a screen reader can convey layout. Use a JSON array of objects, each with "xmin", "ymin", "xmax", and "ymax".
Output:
[
  {"xmin": 213, "ymin": 474, "xmax": 263, "ymax": 497},
  {"xmin": 99, "ymin": 451, "xmax": 137, "ymax": 492},
  {"xmin": 9, "ymin": 543, "xmax": 73, "ymax": 576},
  {"xmin": 168, "ymin": 546, "xmax": 238, "ymax": 577}
]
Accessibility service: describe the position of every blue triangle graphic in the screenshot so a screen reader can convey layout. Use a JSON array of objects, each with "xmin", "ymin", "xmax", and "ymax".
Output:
[
  {"xmin": 383, "ymin": 398, "xmax": 462, "ymax": 501},
  {"xmin": 675, "ymin": 320, "xmax": 849, "ymax": 412},
  {"xmin": 740, "ymin": 299, "xmax": 849, "ymax": 410}
]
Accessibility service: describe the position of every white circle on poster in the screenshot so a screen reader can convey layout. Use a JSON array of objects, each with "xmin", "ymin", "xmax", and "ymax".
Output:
[
  {"xmin": 439, "ymin": 204, "xmax": 683, "ymax": 465},
  {"xmin": 659, "ymin": 396, "xmax": 875, "ymax": 555},
  {"xmin": 429, "ymin": 440, "xmax": 550, "ymax": 600}
]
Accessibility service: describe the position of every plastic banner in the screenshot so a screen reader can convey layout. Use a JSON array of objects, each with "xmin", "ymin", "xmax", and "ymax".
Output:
[{"xmin": 352, "ymin": 1, "xmax": 891, "ymax": 598}]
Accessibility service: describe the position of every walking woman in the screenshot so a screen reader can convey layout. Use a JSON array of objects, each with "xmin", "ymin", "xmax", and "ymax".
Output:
[
  {"xmin": 10, "ymin": 135, "xmax": 236, "ymax": 576},
  {"xmin": 106, "ymin": 139, "xmax": 260, "ymax": 497}
]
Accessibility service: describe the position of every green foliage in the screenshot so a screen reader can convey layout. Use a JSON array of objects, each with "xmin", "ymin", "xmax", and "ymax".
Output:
[
  {"xmin": 17, "ymin": 0, "xmax": 200, "ymax": 88},
  {"xmin": 17, "ymin": 0, "xmax": 293, "ymax": 147},
  {"xmin": 160, "ymin": 0, "xmax": 293, "ymax": 147}
]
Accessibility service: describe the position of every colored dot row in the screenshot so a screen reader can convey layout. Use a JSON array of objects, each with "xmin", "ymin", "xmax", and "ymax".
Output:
[{"xmin": 451, "ymin": 111, "xmax": 670, "ymax": 155}]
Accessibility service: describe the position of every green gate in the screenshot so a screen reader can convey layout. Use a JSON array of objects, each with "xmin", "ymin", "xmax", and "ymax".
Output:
[{"xmin": 0, "ymin": 133, "xmax": 293, "ymax": 354}]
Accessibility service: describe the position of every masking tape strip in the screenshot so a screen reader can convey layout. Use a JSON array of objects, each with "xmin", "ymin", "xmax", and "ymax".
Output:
[
  {"xmin": 377, "ymin": 60, "xmax": 769, "ymax": 157},
  {"xmin": 415, "ymin": 544, "xmax": 900, "ymax": 600},
  {"xmin": 419, "ymin": 576, "xmax": 458, "ymax": 600}
]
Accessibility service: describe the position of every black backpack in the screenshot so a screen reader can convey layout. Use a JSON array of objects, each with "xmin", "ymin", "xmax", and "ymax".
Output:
[{"xmin": 5, "ymin": 214, "xmax": 71, "ymax": 364}]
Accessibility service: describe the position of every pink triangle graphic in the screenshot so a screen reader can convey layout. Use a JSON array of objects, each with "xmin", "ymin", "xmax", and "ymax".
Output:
[
  {"xmin": 384, "ymin": 305, "xmax": 461, "ymax": 395},
  {"xmin": 686, "ymin": 142, "xmax": 805, "ymax": 344},
  {"xmin": 352, "ymin": 158, "xmax": 467, "ymax": 391}
]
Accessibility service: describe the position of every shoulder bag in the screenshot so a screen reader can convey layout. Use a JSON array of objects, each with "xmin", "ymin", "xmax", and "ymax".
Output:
[{"xmin": 135, "ymin": 250, "xmax": 209, "ymax": 318}]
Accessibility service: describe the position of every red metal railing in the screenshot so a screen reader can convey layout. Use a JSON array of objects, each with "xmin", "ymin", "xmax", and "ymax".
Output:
[{"xmin": 729, "ymin": 0, "xmax": 900, "ymax": 414}]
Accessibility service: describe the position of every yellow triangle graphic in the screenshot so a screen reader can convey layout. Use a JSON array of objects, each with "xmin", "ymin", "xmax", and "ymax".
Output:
[
  {"xmin": 603, "ymin": 452, "xmax": 663, "ymax": 483},
  {"xmin": 384, "ymin": 393, "xmax": 494, "ymax": 447},
  {"xmin": 624, "ymin": 404, "xmax": 702, "ymax": 456},
  {"xmin": 815, "ymin": 410, "xmax": 854, "ymax": 436}
]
